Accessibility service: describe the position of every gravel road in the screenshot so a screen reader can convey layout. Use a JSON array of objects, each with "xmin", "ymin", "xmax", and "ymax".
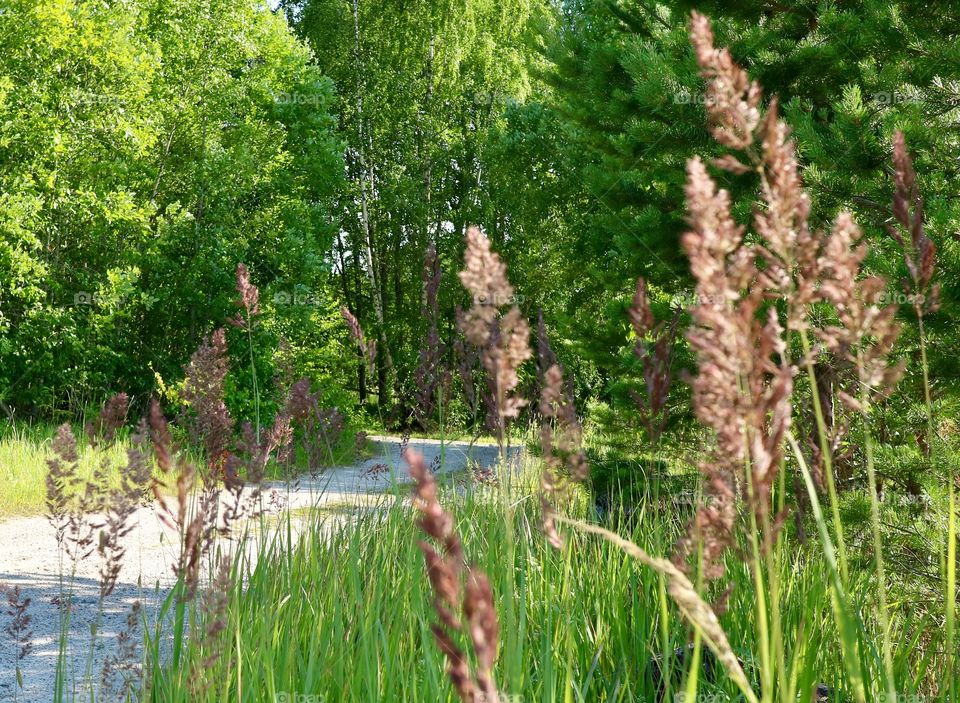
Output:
[{"xmin": 0, "ymin": 436, "xmax": 519, "ymax": 702}]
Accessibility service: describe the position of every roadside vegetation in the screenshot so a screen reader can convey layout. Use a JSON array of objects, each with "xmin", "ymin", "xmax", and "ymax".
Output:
[{"xmin": 1, "ymin": 1, "xmax": 959, "ymax": 702}]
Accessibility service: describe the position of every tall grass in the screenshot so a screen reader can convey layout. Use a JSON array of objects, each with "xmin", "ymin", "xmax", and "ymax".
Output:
[
  {"xmin": 0, "ymin": 422, "xmax": 357, "ymax": 518},
  {"xmin": 132, "ymin": 458, "xmax": 948, "ymax": 702},
  {"xmin": 0, "ymin": 423, "xmax": 139, "ymax": 517}
]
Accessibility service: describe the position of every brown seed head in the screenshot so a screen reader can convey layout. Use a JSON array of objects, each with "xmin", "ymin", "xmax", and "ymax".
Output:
[
  {"xmin": 406, "ymin": 449, "xmax": 501, "ymax": 702},
  {"xmin": 235, "ymin": 262, "xmax": 260, "ymax": 321},
  {"xmin": 689, "ymin": 11, "xmax": 762, "ymax": 150}
]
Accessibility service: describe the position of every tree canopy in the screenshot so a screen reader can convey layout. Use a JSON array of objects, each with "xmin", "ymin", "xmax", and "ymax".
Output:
[{"xmin": 1, "ymin": 0, "xmax": 956, "ymax": 438}]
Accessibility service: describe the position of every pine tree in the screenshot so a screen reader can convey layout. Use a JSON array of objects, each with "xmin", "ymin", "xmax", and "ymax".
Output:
[{"xmin": 538, "ymin": 0, "xmax": 959, "ymax": 400}]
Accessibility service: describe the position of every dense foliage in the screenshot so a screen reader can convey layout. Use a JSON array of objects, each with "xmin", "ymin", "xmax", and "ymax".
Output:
[
  {"xmin": 0, "ymin": 0, "xmax": 343, "ymax": 417},
  {"xmin": 1, "ymin": 0, "xmax": 957, "ymax": 440},
  {"xmin": 4, "ymin": 3, "xmax": 960, "ymax": 702}
]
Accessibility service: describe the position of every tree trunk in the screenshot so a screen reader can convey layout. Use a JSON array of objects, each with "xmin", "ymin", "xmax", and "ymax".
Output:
[
  {"xmin": 351, "ymin": 0, "xmax": 393, "ymax": 408},
  {"xmin": 335, "ymin": 232, "xmax": 366, "ymax": 405}
]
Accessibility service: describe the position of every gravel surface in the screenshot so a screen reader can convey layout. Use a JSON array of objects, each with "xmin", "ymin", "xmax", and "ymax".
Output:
[{"xmin": 0, "ymin": 436, "xmax": 519, "ymax": 702}]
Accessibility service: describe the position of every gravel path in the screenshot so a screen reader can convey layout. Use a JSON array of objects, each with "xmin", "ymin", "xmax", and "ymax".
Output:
[{"xmin": 0, "ymin": 436, "xmax": 519, "ymax": 702}]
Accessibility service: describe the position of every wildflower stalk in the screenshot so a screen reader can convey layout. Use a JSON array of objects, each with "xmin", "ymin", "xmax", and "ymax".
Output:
[
  {"xmin": 457, "ymin": 226, "xmax": 531, "ymax": 460},
  {"xmin": 455, "ymin": 228, "xmax": 530, "ymax": 681},
  {"xmin": 682, "ymin": 14, "xmax": 911, "ymax": 702},
  {"xmin": 2, "ymin": 584, "xmax": 33, "ymax": 697},
  {"xmin": 407, "ymin": 449, "xmax": 501, "ymax": 702}
]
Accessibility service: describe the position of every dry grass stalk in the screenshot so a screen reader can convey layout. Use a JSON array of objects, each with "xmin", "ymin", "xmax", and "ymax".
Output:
[
  {"xmin": 539, "ymin": 359, "xmax": 589, "ymax": 550},
  {"xmin": 629, "ymin": 278, "xmax": 680, "ymax": 441},
  {"xmin": 101, "ymin": 599, "xmax": 142, "ymax": 698},
  {"xmin": 85, "ymin": 392, "xmax": 130, "ymax": 447},
  {"xmin": 679, "ymin": 12, "xmax": 907, "ymax": 577},
  {"xmin": 888, "ymin": 131, "xmax": 938, "ymax": 461},
  {"xmin": 158, "ymin": 311, "xmax": 299, "ymax": 594},
  {"xmin": 198, "ymin": 556, "xmax": 233, "ymax": 668},
  {"xmin": 889, "ymin": 131, "xmax": 939, "ymax": 316},
  {"xmin": 341, "ymin": 305, "xmax": 377, "ymax": 371},
  {"xmin": 816, "ymin": 214, "xmax": 905, "ymax": 409},
  {"xmin": 149, "ymin": 399, "xmax": 219, "ymax": 598},
  {"xmin": 2, "ymin": 583, "xmax": 33, "ymax": 663},
  {"xmin": 233, "ymin": 262, "xmax": 260, "ymax": 325},
  {"xmin": 407, "ymin": 449, "xmax": 500, "ymax": 702},
  {"xmin": 413, "ymin": 242, "xmax": 451, "ymax": 429},
  {"xmin": 46, "ymin": 424, "xmax": 89, "ymax": 555},
  {"xmin": 453, "ymin": 335, "xmax": 501, "ymax": 438},
  {"xmin": 45, "ymin": 395, "xmax": 154, "ymax": 596},
  {"xmin": 181, "ymin": 554, "xmax": 234, "ymax": 698},
  {"xmin": 674, "ymin": 18, "xmax": 912, "ymax": 700},
  {"xmin": 681, "ymin": 152, "xmax": 792, "ymax": 575},
  {"xmin": 239, "ymin": 411, "xmax": 292, "ymax": 484},
  {"xmin": 183, "ymin": 329, "xmax": 235, "ymax": 478},
  {"xmin": 688, "ymin": 12, "xmax": 760, "ymax": 151},
  {"xmin": 535, "ymin": 311, "xmax": 558, "ymax": 387},
  {"xmin": 457, "ymin": 226, "xmax": 531, "ymax": 450},
  {"xmin": 553, "ymin": 515, "xmax": 759, "ymax": 703},
  {"xmin": 284, "ymin": 377, "xmax": 346, "ymax": 470},
  {"xmin": 453, "ymin": 337, "xmax": 482, "ymax": 422},
  {"xmin": 98, "ymin": 421, "xmax": 153, "ymax": 597}
]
